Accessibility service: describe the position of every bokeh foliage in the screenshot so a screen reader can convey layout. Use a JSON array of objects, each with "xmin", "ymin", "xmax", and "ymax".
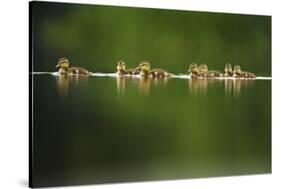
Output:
[{"xmin": 32, "ymin": 2, "xmax": 271, "ymax": 75}]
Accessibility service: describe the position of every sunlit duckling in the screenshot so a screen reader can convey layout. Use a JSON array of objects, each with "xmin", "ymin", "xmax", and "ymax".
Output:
[
  {"xmin": 56, "ymin": 58, "xmax": 90, "ymax": 76},
  {"xmin": 116, "ymin": 60, "xmax": 127, "ymax": 75},
  {"xmin": 126, "ymin": 67, "xmax": 141, "ymax": 75},
  {"xmin": 199, "ymin": 64, "xmax": 223, "ymax": 77},
  {"xmin": 233, "ymin": 65, "xmax": 256, "ymax": 78},
  {"xmin": 224, "ymin": 63, "xmax": 233, "ymax": 77},
  {"xmin": 137, "ymin": 61, "xmax": 172, "ymax": 78},
  {"xmin": 125, "ymin": 64, "xmax": 141, "ymax": 75},
  {"xmin": 188, "ymin": 63, "xmax": 203, "ymax": 78},
  {"xmin": 241, "ymin": 67, "xmax": 256, "ymax": 79},
  {"xmin": 233, "ymin": 65, "xmax": 243, "ymax": 78},
  {"xmin": 116, "ymin": 60, "xmax": 141, "ymax": 75},
  {"xmin": 198, "ymin": 64, "xmax": 214, "ymax": 78}
]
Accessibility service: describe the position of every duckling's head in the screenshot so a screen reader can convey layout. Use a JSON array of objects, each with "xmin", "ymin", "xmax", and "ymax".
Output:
[
  {"xmin": 225, "ymin": 63, "xmax": 233, "ymax": 74},
  {"xmin": 233, "ymin": 65, "xmax": 242, "ymax": 74},
  {"xmin": 188, "ymin": 63, "xmax": 199, "ymax": 73},
  {"xmin": 56, "ymin": 58, "xmax": 70, "ymax": 69},
  {"xmin": 117, "ymin": 60, "xmax": 126, "ymax": 71},
  {"xmin": 199, "ymin": 64, "xmax": 208, "ymax": 73},
  {"xmin": 138, "ymin": 61, "xmax": 151, "ymax": 72}
]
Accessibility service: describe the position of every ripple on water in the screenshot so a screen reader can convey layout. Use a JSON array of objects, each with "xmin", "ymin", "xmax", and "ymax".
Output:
[{"xmin": 31, "ymin": 72, "xmax": 271, "ymax": 80}]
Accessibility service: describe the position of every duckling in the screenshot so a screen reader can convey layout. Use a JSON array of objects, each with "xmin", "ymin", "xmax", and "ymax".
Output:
[
  {"xmin": 116, "ymin": 60, "xmax": 127, "ymax": 75},
  {"xmin": 126, "ymin": 67, "xmax": 141, "ymax": 75},
  {"xmin": 224, "ymin": 63, "xmax": 233, "ymax": 77},
  {"xmin": 233, "ymin": 65, "xmax": 243, "ymax": 78},
  {"xmin": 243, "ymin": 71, "xmax": 256, "ymax": 78},
  {"xmin": 233, "ymin": 65, "xmax": 256, "ymax": 78},
  {"xmin": 188, "ymin": 63, "xmax": 203, "ymax": 78},
  {"xmin": 198, "ymin": 64, "xmax": 215, "ymax": 78},
  {"xmin": 116, "ymin": 60, "xmax": 141, "ymax": 75},
  {"xmin": 137, "ymin": 61, "xmax": 172, "ymax": 78},
  {"xmin": 241, "ymin": 67, "xmax": 256, "ymax": 78},
  {"xmin": 56, "ymin": 58, "xmax": 90, "ymax": 76},
  {"xmin": 199, "ymin": 64, "xmax": 223, "ymax": 77}
]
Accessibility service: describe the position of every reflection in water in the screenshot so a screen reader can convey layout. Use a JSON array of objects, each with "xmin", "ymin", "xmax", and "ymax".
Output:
[
  {"xmin": 56, "ymin": 75, "xmax": 69, "ymax": 96},
  {"xmin": 116, "ymin": 77, "xmax": 170, "ymax": 96},
  {"xmin": 56, "ymin": 75, "xmax": 257, "ymax": 97},
  {"xmin": 115, "ymin": 77, "xmax": 256, "ymax": 97},
  {"xmin": 233, "ymin": 79, "xmax": 241, "ymax": 97},
  {"xmin": 225, "ymin": 79, "xmax": 255, "ymax": 97},
  {"xmin": 116, "ymin": 76, "xmax": 126, "ymax": 95},
  {"xmin": 188, "ymin": 78, "xmax": 209, "ymax": 95},
  {"xmin": 225, "ymin": 79, "xmax": 233, "ymax": 97},
  {"xmin": 56, "ymin": 75, "xmax": 88, "ymax": 96},
  {"xmin": 139, "ymin": 78, "xmax": 151, "ymax": 96}
]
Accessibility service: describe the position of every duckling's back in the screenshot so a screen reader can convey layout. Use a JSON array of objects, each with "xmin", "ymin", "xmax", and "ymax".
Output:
[
  {"xmin": 242, "ymin": 71, "xmax": 256, "ymax": 78},
  {"xmin": 208, "ymin": 70, "xmax": 223, "ymax": 77},
  {"xmin": 68, "ymin": 67, "xmax": 90, "ymax": 75},
  {"xmin": 149, "ymin": 68, "xmax": 172, "ymax": 78}
]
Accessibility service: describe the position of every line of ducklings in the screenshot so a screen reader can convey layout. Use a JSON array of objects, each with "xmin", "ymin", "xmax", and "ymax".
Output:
[
  {"xmin": 117, "ymin": 61, "xmax": 256, "ymax": 79},
  {"xmin": 116, "ymin": 60, "xmax": 173, "ymax": 78},
  {"xmin": 55, "ymin": 58, "xmax": 256, "ymax": 79},
  {"xmin": 188, "ymin": 63, "xmax": 256, "ymax": 79}
]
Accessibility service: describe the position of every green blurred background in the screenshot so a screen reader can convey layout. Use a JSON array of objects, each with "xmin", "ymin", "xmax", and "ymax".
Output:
[
  {"xmin": 31, "ymin": 2, "xmax": 271, "ymax": 188},
  {"xmin": 32, "ymin": 2, "xmax": 271, "ymax": 75}
]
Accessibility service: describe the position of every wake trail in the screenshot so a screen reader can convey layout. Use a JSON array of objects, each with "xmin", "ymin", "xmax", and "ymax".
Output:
[{"xmin": 31, "ymin": 72, "xmax": 272, "ymax": 80}]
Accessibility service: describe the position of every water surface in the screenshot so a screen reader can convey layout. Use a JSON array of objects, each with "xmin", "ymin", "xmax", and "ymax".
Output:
[{"xmin": 32, "ymin": 74, "xmax": 271, "ymax": 187}]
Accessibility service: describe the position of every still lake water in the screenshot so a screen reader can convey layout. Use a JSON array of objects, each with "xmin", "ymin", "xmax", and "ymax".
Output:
[{"xmin": 32, "ymin": 74, "xmax": 271, "ymax": 187}]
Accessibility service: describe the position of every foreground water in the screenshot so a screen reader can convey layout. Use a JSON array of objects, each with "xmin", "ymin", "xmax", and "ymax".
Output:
[{"xmin": 31, "ymin": 73, "xmax": 271, "ymax": 187}]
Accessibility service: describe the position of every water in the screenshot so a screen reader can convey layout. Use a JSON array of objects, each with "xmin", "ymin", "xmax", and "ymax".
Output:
[{"xmin": 31, "ymin": 73, "xmax": 271, "ymax": 187}]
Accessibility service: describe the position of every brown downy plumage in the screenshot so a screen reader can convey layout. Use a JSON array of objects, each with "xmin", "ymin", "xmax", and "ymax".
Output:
[
  {"xmin": 199, "ymin": 64, "xmax": 223, "ymax": 77},
  {"xmin": 198, "ymin": 64, "xmax": 214, "ymax": 78},
  {"xmin": 137, "ymin": 61, "xmax": 173, "ymax": 78},
  {"xmin": 116, "ymin": 60, "xmax": 141, "ymax": 75},
  {"xmin": 233, "ymin": 65, "xmax": 256, "ymax": 78},
  {"xmin": 56, "ymin": 58, "xmax": 90, "ymax": 76},
  {"xmin": 188, "ymin": 63, "xmax": 203, "ymax": 78},
  {"xmin": 224, "ymin": 63, "xmax": 233, "ymax": 77}
]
